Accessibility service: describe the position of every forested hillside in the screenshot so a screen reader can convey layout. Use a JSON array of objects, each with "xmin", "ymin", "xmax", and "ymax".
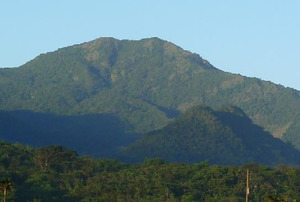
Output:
[
  {"xmin": 0, "ymin": 110, "xmax": 137, "ymax": 157},
  {"xmin": 0, "ymin": 37, "xmax": 299, "ymax": 150},
  {"xmin": 0, "ymin": 140, "xmax": 299, "ymax": 201},
  {"xmin": 120, "ymin": 105, "xmax": 300, "ymax": 165}
]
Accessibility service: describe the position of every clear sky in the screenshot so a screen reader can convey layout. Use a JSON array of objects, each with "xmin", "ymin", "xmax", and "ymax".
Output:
[{"xmin": 1, "ymin": 0, "xmax": 300, "ymax": 90}]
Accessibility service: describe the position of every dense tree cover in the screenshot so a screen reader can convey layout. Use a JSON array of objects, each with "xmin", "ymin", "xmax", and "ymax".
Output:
[
  {"xmin": 0, "ymin": 37, "xmax": 299, "ymax": 150},
  {"xmin": 0, "ymin": 110, "xmax": 138, "ymax": 158},
  {"xmin": 120, "ymin": 105, "xmax": 300, "ymax": 165},
  {"xmin": 0, "ymin": 141, "xmax": 299, "ymax": 201},
  {"xmin": 282, "ymin": 114, "xmax": 300, "ymax": 150}
]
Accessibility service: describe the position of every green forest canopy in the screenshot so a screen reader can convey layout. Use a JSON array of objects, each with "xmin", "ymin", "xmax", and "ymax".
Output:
[{"xmin": 0, "ymin": 140, "xmax": 299, "ymax": 201}]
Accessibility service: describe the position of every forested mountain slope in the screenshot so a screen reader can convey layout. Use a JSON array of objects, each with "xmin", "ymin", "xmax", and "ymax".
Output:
[
  {"xmin": 0, "ymin": 37, "xmax": 299, "ymax": 149},
  {"xmin": 120, "ymin": 105, "xmax": 300, "ymax": 165},
  {"xmin": 0, "ymin": 110, "xmax": 137, "ymax": 157}
]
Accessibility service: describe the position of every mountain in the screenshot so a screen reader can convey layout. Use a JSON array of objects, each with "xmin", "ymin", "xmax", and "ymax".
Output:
[
  {"xmin": 0, "ymin": 37, "xmax": 299, "ymax": 151},
  {"xmin": 119, "ymin": 105, "xmax": 300, "ymax": 165}
]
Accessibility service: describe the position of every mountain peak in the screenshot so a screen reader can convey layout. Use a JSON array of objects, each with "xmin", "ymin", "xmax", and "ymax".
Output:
[
  {"xmin": 78, "ymin": 37, "xmax": 214, "ymax": 69},
  {"xmin": 81, "ymin": 37, "xmax": 120, "ymax": 49}
]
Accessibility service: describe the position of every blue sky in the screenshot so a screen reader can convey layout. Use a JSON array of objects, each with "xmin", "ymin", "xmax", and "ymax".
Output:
[{"xmin": 1, "ymin": 1, "xmax": 300, "ymax": 90}]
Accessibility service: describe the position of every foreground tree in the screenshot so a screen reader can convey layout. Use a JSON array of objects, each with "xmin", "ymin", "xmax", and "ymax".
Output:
[{"xmin": 0, "ymin": 178, "xmax": 12, "ymax": 202}]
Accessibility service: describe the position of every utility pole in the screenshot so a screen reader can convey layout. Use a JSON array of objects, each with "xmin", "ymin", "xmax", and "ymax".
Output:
[{"xmin": 246, "ymin": 169, "xmax": 250, "ymax": 202}]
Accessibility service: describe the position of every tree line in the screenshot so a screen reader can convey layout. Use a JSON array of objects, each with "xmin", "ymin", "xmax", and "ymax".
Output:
[{"xmin": 0, "ymin": 141, "xmax": 299, "ymax": 201}]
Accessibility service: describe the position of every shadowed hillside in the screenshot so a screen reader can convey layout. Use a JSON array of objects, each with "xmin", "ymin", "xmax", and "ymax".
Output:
[
  {"xmin": 119, "ymin": 105, "xmax": 300, "ymax": 165},
  {"xmin": 0, "ymin": 110, "xmax": 138, "ymax": 157}
]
